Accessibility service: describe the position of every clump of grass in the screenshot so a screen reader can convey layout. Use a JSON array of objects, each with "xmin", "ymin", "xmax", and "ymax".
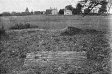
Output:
[
  {"xmin": 0, "ymin": 64, "xmax": 9, "ymax": 74},
  {"xmin": 0, "ymin": 25, "xmax": 6, "ymax": 40},
  {"xmin": 0, "ymin": 26, "xmax": 5, "ymax": 35},
  {"xmin": 9, "ymin": 23, "xmax": 38, "ymax": 30}
]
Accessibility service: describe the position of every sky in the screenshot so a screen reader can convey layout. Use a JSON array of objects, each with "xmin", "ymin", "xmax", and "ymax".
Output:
[
  {"xmin": 0, "ymin": 0, "xmax": 80, "ymax": 13},
  {"xmin": 0, "ymin": 0, "xmax": 112, "ymax": 13}
]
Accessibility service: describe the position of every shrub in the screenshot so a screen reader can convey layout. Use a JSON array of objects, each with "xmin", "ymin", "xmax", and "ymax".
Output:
[
  {"xmin": 0, "ymin": 26, "xmax": 5, "ymax": 35},
  {"xmin": 10, "ymin": 23, "xmax": 38, "ymax": 30},
  {"xmin": 0, "ymin": 26, "xmax": 6, "ymax": 40}
]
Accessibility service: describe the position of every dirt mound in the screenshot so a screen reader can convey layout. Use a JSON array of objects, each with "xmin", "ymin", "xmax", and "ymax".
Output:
[
  {"xmin": 60, "ymin": 26, "xmax": 105, "ymax": 36},
  {"xmin": 60, "ymin": 26, "xmax": 83, "ymax": 35},
  {"xmin": 84, "ymin": 29, "xmax": 105, "ymax": 34}
]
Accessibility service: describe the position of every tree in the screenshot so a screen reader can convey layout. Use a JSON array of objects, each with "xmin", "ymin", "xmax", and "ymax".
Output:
[
  {"xmin": 98, "ymin": 0, "xmax": 108, "ymax": 13},
  {"xmin": 65, "ymin": 4, "xmax": 83, "ymax": 15},
  {"xmin": 1, "ymin": 12, "xmax": 11, "ymax": 16},
  {"xmin": 72, "ymin": 8, "xmax": 77, "ymax": 15},
  {"xmin": 65, "ymin": 5, "xmax": 74, "ymax": 11},
  {"xmin": 79, "ymin": 0, "xmax": 109, "ymax": 16},
  {"xmin": 59, "ymin": 9, "xmax": 64, "ymax": 15},
  {"xmin": 75, "ymin": 3, "xmax": 83, "ymax": 14}
]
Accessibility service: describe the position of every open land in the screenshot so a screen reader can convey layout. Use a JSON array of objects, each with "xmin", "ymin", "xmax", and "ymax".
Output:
[
  {"xmin": 0, "ymin": 15, "xmax": 110, "ymax": 31},
  {"xmin": 0, "ymin": 15, "xmax": 111, "ymax": 74}
]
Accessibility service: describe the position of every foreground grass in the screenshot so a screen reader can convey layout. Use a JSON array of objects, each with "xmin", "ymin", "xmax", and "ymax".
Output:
[{"xmin": 0, "ymin": 27, "xmax": 110, "ymax": 74}]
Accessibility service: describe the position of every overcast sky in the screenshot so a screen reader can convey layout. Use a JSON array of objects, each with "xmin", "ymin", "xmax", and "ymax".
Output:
[{"xmin": 0, "ymin": 0, "xmax": 80, "ymax": 13}]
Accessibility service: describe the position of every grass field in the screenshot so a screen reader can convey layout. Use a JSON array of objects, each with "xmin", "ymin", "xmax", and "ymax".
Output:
[
  {"xmin": 0, "ymin": 15, "xmax": 111, "ymax": 74},
  {"xmin": 0, "ymin": 15, "xmax": 110, "ymax": 31}
]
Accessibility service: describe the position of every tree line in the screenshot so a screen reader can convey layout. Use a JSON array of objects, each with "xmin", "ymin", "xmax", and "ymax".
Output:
[
  {"xmin": 0, "ymin": 0, "xmax": 111, "ymax": 16},
  {"xmin": 0, "ymin": 11, "xmax": 43, "ymax": 16}
]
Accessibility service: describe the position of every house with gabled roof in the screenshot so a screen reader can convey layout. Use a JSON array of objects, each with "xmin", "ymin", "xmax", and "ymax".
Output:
[
  {"xmin": 64, "ymin": 8, "xmax": 72, "ymax": 15},
  {"xmin": 45, "ymin": 8, "xmax": 58, "ymax": 15}
]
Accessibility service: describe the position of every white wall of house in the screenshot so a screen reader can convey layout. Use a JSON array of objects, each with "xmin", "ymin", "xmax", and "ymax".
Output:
[
  {"xmin": 41, "ymin": 11, "xmax": 46, "ymax": 14},
  {"xmin": 91, "ymin": 8, "xmax": 99, "ymax": 13},
  {"xmin": 91, "ymin": 5, "xmax": 101, "ymax": 13},
  {"xmin": 51, "ymin": 9, "xmax": 58, "ymax": 15},
  {"xmin": 64, "ymin": 9, "xmax": 72, "ymax": 15}
]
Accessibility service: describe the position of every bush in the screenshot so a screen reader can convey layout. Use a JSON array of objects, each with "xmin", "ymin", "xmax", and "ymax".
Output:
[
  {"xmin": 10, "ymin": 23, "xmax": 28, "ymax": 29},
  {"xmin": 0, "ymin": 26, "xmax": 6, "ymax": 39},
  {"xmin": 10, "ymin": 23, "xmax": 38, "ymax": 30},
  {"xmin": 0, "ymin": 27, "xmax": 5, "ymax": 35}
]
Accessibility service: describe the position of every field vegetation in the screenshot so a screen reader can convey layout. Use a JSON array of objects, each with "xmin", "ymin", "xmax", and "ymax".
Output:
[
  {"xmin": 0, "ymin": 15, "xmax": 110, "ymax": 31},
  {"xmin": 0, "ymin": 15, "xmax": 111, "ymax": 74},
  {"xmin": 9, "ymin": 23, "xmax": 38, "ymax": 30}
]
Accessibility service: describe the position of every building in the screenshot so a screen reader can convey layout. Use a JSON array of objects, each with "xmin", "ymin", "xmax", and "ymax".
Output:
[
  {"xmin": 45, "ymin": 8, "xmax": 58, "ymax": 15},
  {"xmin": 51, "ymin": 8, "xmax": 58, "ymax": 15},
  {"xmin": 45, "ymin": 9, "xmax": 52, "ymax": 15},
  {"xmin": 91, "ymin": 8, "xmax": 99, "ymax": 13},
  {"xmin": 91, "ymin": 5, "xmax": 101, "ymax": 13},
  {"xmin": 34, "ymin": 11, "xmax": 42, "ymax": 15},
  {"xmin": 41, "ymin": 11, "xmax": 46, "ymax": 14},
  {"xmin": 64, "ymin": 9, "xmax": 72, "ymax": 15},
  {"xmin": 11, "ymin": 12, "xmax": 17, "ymax": 15},
  {"xmin": 79, "ymin": 0, "xmax": 91, "ymax": 13},
  {"xmin": 25, "ymin": 7, "xmax": 29, "ymax": 13}
]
